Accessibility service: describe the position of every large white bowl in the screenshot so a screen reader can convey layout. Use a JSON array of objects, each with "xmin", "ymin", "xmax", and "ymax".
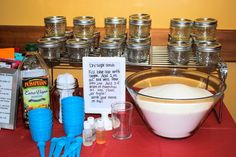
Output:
[{"xmin": 126, "ymin": 68, "xmax": 226, "ymax": 138}]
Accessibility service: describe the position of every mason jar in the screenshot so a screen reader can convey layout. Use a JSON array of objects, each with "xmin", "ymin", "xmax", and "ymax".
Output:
[
  {"xmin": 51, "ymin": 74, "xmax": 80, "ymax": 123},
  {"xmin": 104, "ymin": 36, "xmax": 127, "ymax": 55},
  {"xmin": 100, "ymin": 40, "xmax": 122, "ymax": 57},
  {"xmin": 192, "ymin": 39, "xmax": 216, "ymax": 56},
  {"xmin": 196, "ymin": 41, "xmax": 221, "ymax": 66},
  {"xmin": 193, "ymin": 18, "xmax": 217, "ymax": 41},
  {"xmin": 129, "ymin": 13, "xmax": 150, "ymax": 20},
  {"xmin": 127, "ymin": 41, "xmax": 151, "ymax": 63},
  {"xmin": 129, "ymin": 18, "xmax": 151, "ymax": 38},
  {"xmin": 50, "ymin": 36, "xmax": 67, "ymax": 56},
  {"xmin": 44, "ymin": 16, "xmax": 66, "ymax": 37},
  {"xmin": 167, "ymin": 41, "xmax": 192, "ymax": 65},
  {"xmin": 37, "ymin": 38, "xmax": 61, "ymax": 60},
  {"xmin": 105, "ymin": 17, "xmax": 126, "ymax": 38},
  {"xmin": 73, "ymin": 16, "xmax": 95, "ymax": 38},
  {"xmin": 66, "ymin": 38, "xmax": 90, "ymax": 62},
  {"xmin": 79, "ymin": 37, "xmax": 96, "ymax": 54},
  {"xmin": 170, "ymin": 18, "xmax": 193, "ymax": 41}
]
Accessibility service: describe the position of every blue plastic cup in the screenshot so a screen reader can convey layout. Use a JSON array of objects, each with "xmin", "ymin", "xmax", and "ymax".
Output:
[
  {"xmin": 61, "ymin": 96, "xmax": 84, "ymax": 136},
  {"xmin": 28, "ymin": 108, "xmax": 53, "ymax": 157}
]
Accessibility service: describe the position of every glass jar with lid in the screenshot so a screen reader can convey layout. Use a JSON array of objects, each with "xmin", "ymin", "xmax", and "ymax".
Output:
[
  {"xmin": 73, "ymin": 16, "xmax": 95, "ymax": 38},
  {"xmin": 51, "ymin": 73, "xmax": 80, "ymax": 123},
  {"xmin": 105, "ymin": 17, "xmax": 126, "ymax": 38},
  {"xmin": 167, "ymin": 40, "xmax": 192, "ymax": 65},
  {"xmin": 37, "ymin": 37, "xmax": 61, "ymax": 60},
  {"xmin": 127, "ymin": 41, "xmax": 151, "ymax": 63},
  {"xmin": 193, "ymin": 18, "xmax": 217, "ymax": 41},
  {"xmin": 196, "ymin": 41, "xmax": 221, "ymax": 66},
  {"xmin": 50, "ymin": 36, "xmax": 67, "ymax": 56},
  {"xmin": 129, "ymin": 18, "xmax": 151, "ymax": 38},
  {"xmin": 44, "ymin": 16, "xmax": 66, "ymax": 37},
  {"xmin": 104, "ymin": 36, "xmax": 127, "ymax": 55},
  {"xmin": 79, "ymin": 37, "xmax": 96, "ymax": 54},
  {"xmin": 100, "ymin": 40, "xmax": 122, "ymax": 57},
  {"xmin": 170, "ymin": 18, "xmax": 193, "ymax": 41},
  {"xmin": 66, "ymin": 38, "xmax": 90, "ymax": 62}
]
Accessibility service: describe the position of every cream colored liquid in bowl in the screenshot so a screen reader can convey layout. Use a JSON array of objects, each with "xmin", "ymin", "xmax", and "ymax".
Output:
[{"xmin": 136, "ymin": 84, "xmax": 214, "ymax": 138}]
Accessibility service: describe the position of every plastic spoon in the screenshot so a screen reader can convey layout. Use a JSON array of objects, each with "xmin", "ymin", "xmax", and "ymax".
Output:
[{"xmin": 53, "ymin": 139, "xmax": 66, "ymax": 157}]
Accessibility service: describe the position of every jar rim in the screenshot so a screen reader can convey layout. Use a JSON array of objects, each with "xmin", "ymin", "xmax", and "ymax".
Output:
[
  {"xmin": 167, "ymin": 41, "xmax": 192, "ymax": 51},
  {"xmin": 66, "ymin": 39, "xmax": 90, "ymax": 48},
  {"xmin": 197, "ymin": 42, "xmax": 222, "ymax": 52},
  {"xmin": 100, "ymin": 40, "xmax": 121, "ymax": 49},
  {"xmin": 170, "ymin": 18, "xmax": 193, "ymax": 27},
  {"xmin": 194, "ymin": 18, "xmax": 217, "ymax": 27},
  {"xmin": 73, "ymin": 16, "xmax": 95, "ymax": 25},
  {"xmin": 129, "ymin": 13, "xmax": 150, "ymax": 20},
  {"xmin": 44, "ymin": 16, "xmax": 66, "ymax": 24},
  {"xmin": 129, "ymin": 18, "xmax": 152, "ymax": 25},
  {"xmin": 105, "ymin": 17, "xmax": 127, "ymax": 24},
  {"xmin": 37, "ymin": 37, "xmax": 60, "ymax": 48},
  {"xmin": 128, "ymin": 37, "xmax": 151, "ymax": 43},
  {"xmin": 127, "ymin": 41, "xmax": 151, "ymax": 49}
]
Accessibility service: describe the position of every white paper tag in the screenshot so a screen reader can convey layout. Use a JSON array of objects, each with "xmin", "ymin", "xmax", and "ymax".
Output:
[
  {"xmin": 0, "ymin": 73, "xmax": 13, "ymax": 124},
  {"xmin": 83, "ymin": 57, "xmax": 126, "ymax": 114}
]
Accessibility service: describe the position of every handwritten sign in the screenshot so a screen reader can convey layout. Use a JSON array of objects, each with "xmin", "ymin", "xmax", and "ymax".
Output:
[
  {"xmin": 0, "ymin": 68, "xmax": 19, "ymax": 130},
  {"xmin": 83, "ymin": 57, "xmax": 126, "ymax": 114}
]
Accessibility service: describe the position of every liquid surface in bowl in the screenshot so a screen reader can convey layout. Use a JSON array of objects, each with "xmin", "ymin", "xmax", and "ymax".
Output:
[{"xmin": 136, "ymin": 83, "xmax": 214, "ymax": 138}]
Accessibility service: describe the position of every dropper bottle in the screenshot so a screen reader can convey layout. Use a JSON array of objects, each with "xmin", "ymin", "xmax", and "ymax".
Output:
[
  {"xmin": 87, "ymin": 117, "xmax": 96, "ymax": 141},
  {"xmin": 83, "ymin": 121, "xmax": 93, "ymax": 146},
  {"xmin": 96, "ymin": 119, "xmax": 106, "ymax": 144}
]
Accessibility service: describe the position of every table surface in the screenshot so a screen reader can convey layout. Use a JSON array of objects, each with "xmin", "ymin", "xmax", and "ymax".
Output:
[{"xmin": 1, "ymin": 99, "xmax": 236, "ymax": 157}]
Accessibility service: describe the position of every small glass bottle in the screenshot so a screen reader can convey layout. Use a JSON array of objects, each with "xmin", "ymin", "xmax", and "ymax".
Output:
[
  {"xmin": 96, "ymin": 119, "xmax": 106, "ymax": 144},
  {"xmin": 20, "ymin": 43, "xmax": 50, "ymax": 127},
  {"xmin": 105, "ymin": 17, "xmax": 127, "ymax": 38},
  {"xmin": 44, "ymin": 16, "xmax": 66, "ymax": 37},
  {"xmin": 73, "ymin": 16, "xmax": 95, "ymax": 38},
  {"xmin": 129, "ymin": 18, "xmax": 151, "ymax": 38},
  {"xmin": 83, "ymin": 121, "xmax": 93, "ymax": 146},
  {"xmin": 100, "ymin": 40, "xmax": 122, "ymax": 57},
  {"xmin": 167, "ymin": 40, "xmax": 192, "ymax": 65},
  {"xmin": 51, "ymin": 73, "xmax": 80, "ymax": 123},
  {"xmin": 169, "ymin": 18, "xmax": 193, "ymax": 41},
  {"xmin": 193, "ymin": 18, "xmax": 217, "ymax": 41},
  {"xmin": 87, "ymin": 117, "xmax": 96, "ymax": 141},
  {"xmin": 66, "ymin": 39, "xmax": 90, "ymax": 62},
  {"xmin": 196, "ymin": 41, "xmax": 221, "ymax": 66}
]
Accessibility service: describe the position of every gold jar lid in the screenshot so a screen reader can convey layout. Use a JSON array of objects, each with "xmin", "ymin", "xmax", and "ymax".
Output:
[
  {"xmin": 170, "ymin": 18, "xmax": 193, "ymax": 27},
  {"xmin": 105, "ymin": 17, "xmax": 126, "ymax": 25},
  {"xmin": 129, "ymin": 13, "xmax": 150, "ymax": 20},
  {"xmin": 44, "ymin": 16, "xmax": 66, "ymax": 24},
  {"xmin": 194, "ymin": 18, "xmax": 217, "ymax": 27},
  {"xmin": 73, "ymin": 16, "xmax": 95, "ymax": 25}
]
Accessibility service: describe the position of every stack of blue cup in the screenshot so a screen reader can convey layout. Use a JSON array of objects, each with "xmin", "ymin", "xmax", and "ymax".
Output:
[
  {"xmin": 62, "ymin": 96, "xmax": 85, "ymax": 137},
  {"xmin": 28, "ymin": 108, "xmax": 53, "ymax": 157}
]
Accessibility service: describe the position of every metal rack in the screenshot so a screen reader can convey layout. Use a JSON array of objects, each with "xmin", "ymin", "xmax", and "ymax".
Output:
[{"xmin": 46, "ymin": 46, "xmax": 228, "ymax": 123}]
